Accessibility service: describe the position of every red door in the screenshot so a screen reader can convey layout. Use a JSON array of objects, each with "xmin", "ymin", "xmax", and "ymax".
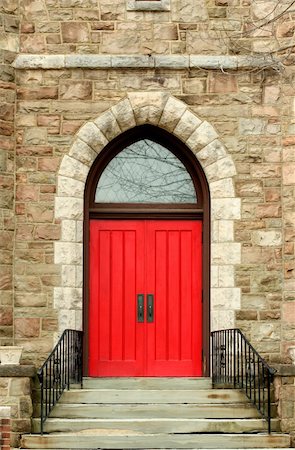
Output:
[{"xmin": 89, "ymin": 220, "xmax": 202, "ymax": 377}]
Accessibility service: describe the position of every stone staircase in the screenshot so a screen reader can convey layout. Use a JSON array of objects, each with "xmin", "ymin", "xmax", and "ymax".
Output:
[{"xmin": 20, "ymin": 377, "xmax": 292, "ymax": 449}]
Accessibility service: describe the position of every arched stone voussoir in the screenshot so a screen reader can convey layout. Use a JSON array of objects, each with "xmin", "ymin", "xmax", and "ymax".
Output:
[
  {"xmin": 186, "ymin": 121, "xmax": 219, "ymax": 153},
  {"xmin": 59, "ymin": 155, "xmax": 90, "ymax": 183},
  {"xmin": 196, "ymin": 139, "xmax": 227, "ymax": 169},
  {"xmin": 94, "ymin": 110, "xmax": 122, "ymax": 142},
  {"xmin": 158, "ymin": 96, "xmax": 187, "ymax": 132},
  {"xmin": 76, "ymin": 121, "xmax": 109, "ymax": 153},
  {"xmin": 127, "ymin": 91, "xmax": 170, "ymax": 126},
  {"xmin": 111, "ymin": 98, "xmax": 136, "ymax": 132},
  {"xmin": 69, "ymin": 138, "xmax": 98, "ymax": 167},
  {"xmin": 58, "ymin": 176, "xmax": 85, "ymax": 198},
  {"xmin": 204, "ymin": 156, "xmax": 237, "ymax": 183},
  {"xmin": 174, "ymin": 109, "xmax": 203, "ymax": 142}
]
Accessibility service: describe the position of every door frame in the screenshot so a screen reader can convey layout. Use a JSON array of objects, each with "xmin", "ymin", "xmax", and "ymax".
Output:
[{"xmin": 83, "ymin": 125, "xmax": 210, "ymax": 376}]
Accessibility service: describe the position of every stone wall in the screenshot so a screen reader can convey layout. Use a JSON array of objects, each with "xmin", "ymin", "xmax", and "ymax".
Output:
[
  {"xmin": 0, "ymin": 0, "xmax": 19, "ymax": 346},
  {"xmin": 2, "ymin": 0, "xmax": 294, "ymax": 367},
  {"xmin": 0, "ymin": 366, "xmax": 35, "ymax": 448}
]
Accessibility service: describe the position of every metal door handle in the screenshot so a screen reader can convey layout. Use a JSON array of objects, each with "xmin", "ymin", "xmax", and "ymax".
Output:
[
  {"xmin": 147, "ymin": 294, "xmax": 154, "ymax": 323},
  {"xmin": 137, "ymin": 294, "xmax": 144, "ymax": 322}
]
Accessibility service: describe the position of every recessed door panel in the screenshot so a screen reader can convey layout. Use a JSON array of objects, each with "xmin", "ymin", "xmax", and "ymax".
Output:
[{"xmin": 89, "ymin": 220, "xmax": 202, "ymax": 376}]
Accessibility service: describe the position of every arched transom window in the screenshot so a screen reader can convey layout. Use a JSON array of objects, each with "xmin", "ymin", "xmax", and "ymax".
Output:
[{"xmin": 95, "ymin": 139, "xmax": 197, "ymax": 204}]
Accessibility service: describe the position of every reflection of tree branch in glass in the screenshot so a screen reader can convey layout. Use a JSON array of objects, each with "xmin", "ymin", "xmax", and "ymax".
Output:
[{"xmin": 95, "ymin": 139, "xmax": 197, "ymax": 203}]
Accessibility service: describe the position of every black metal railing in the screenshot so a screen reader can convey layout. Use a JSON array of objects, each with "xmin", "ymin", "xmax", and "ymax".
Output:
[
  {"xmin": 37, "ymin": 329, "xmax": 83, "ymax": 434},
  {"xmin": 211, "ymin": 328, "xmax": 276, "ymax": 434}
]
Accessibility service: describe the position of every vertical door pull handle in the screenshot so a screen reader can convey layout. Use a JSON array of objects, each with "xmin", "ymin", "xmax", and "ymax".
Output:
[
  {"xmin": 147, "ymin": 294, "xmax": 154, "ymax": 323},
  {"xmin": 137, "ymin": 294, "xmax": 144, "ymax": 322}
]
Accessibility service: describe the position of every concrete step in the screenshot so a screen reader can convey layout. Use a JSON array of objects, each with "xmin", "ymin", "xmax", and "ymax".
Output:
[
  {"xmin": 21, "ymin": 432, "xmax": 291, "ymax": 449},
  {"xmin": 32, "ymin": 417, "xmax": 280, "ymax": 434},
  {"xmin": 82, "ymin": 377, "xmax": 212, "ymax": 390},
  {"xmin": 59, "ymin": 388, "xmax": 247, "ymax": 404},
  {"xmin": 43, "ymin": 402, "xmax": 262, "ymax": 419}
]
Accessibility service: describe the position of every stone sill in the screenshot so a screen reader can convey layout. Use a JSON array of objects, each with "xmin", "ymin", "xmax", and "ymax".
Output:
[
  {"xmin": 273, "ymin": 364, "xmax": 295, "ymax": 377},
  {"xmin": 13, "ymin": 54, "xmax": 281, "ymax": 71},
  {"xmin": 0, "ymin": 365, "xmax": 36, "ymax": 378}
]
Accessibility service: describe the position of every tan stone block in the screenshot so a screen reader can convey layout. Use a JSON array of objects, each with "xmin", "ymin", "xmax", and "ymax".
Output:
[
  {"xmin": 111, "ymin": 98, "xmax": 136, "ymax": 131},
  {"xmin": 159, "ymin": 96, "xmax": 187, "ymax": 131},
  {"xmin": 0, "ymin": 308, "xmax": 13, "ymax": 326},
  {"xmin": 57, "ymin": 176, "xmax": 84, "ymax": 198},
  {"xmin": 128, "ymin": 91, "xmax": 169, "ymax": 126},
  {"xmin": 60, "ymin": 81, "xmax": 93, "ymax": 100},
  {"xmin": 239, "ymin": 118, "xmax": 266, "ymax": 135},
  {"xmin": 212, "ymin": 243, "xmax": 241, "ymax": 265},
  {"xmin": 235, "ymin": 180, "xmax": 263, "ymax": 198},
  {"xmin": 69, "ymin": 139, "xmax": 97, "ymax": 166},
  {"xmin": 210, "ymin": 178, "xmax": 235, "ymax": 198},
  {"xmin": 38, "ymin": 157, "xmax": 60, "ymax": 172},
  {"xmin": 208, "ymin": 73, "xmax": 238, "ymax": 93},
  {"xmin": 183, "ymin": 78, "xmax": 206, "ymax": 95},
  {"xmin": 283, "ymin": 164, "xmax": 295, "ymax": 185},
  {"xmin": 20, "ymin": 34, "xmax": 45, "ymax": 53},
  {"xmin": 55, "ymin": 197, "xmax": 83, "ymax": 220},
  {"xmin": 15, "ymin": 275, "xmax": 41, "ymax": 293},
  {"xmin": 252, "ymin": 230, "xmax": 282, "ymax": 247},
  {"xmin": 15, "ymin": 317, "xmax": 39, "ymax": 337},
  {"xmin": 17, "ymin": 87, "xmax": 58, "ymax": 100},
  {"xmin": 77, "ymin": 122, "xmax": 108, "ymax": 153},
  {"xmin": 94, "ymin": 110, "xmax": 121, "ymax": 141},
  {"xmin": 15, "ymin": 293, "xmax": 47, "ymax": 307},
  {"xmin": 27, "ymin": 204, "xmax": 53, "ymax": 223},
  {"xmin": 186, "ymin": 121, "xmax": 219, "ymax": 152},
  {"xmin": 16, "ymin": 224, "xmax": 34, "ymax": 241},
  {"xmin": 263, "ymin": 85, "xmax": 279, "ymax": 105},
  {"xmin": 282, "ymin": 302, "xmax": 295, "ymax": 324},
  {"xmin": 196, "ymin": 140, "xmax": 226, "ymax": 168},
  {"xmin": 62, "ymin": 120, "xmax": 83, "ymax": 135},
  {"xmin": 16, "ymin": 185, "xmax": 39, "ymax": 202},
  {"xmin": 173, "ymin": 109, "xmax": 202, "ymax": 142},
  {"xmin": 251, "ymin": 272, "xmax": 281, "ymax": 293},
  {"xmin": 154, "ymin": 23, "xmax": 178, "ymax": 40},
  {"xmin": 23, "ymin": 128, "xmax": 47, "ymax": 145},
  {"xmin": 101, "ymin": 31, "xmax": 141, "ymax": 54},
  {"xmin": 37, "ymin": 115, "xmax": 60, "ymax": 128},
  {"xmin": 61, "ymin": 22, "xmax": 89, "ymax": 43},
  {"xmin": 171, "ymin": 0, "xmax": 208, "ymax": 22},
  {"xmin": 257, "ymin": 204, "xmax": 281, "ymax": 219},
  {"xmin": 34, "ymin": 225, "xmax": 60, "ymax": 240},
  {"xmin": 59, "ymin": 155, "xmax": 89, "ymax": 182},
  {"xmin": 205, "ymin": 156, "xmax": 236, "ymax": 182}
]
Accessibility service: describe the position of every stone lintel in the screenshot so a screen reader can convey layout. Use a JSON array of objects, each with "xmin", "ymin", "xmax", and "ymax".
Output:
[
  {"xmin": 0, "ymin": 365, "xmax": 36, "ymax": 378},
  {"xmin": 13, "ymin": 54, "xmax": 281, "ymax": 71}
]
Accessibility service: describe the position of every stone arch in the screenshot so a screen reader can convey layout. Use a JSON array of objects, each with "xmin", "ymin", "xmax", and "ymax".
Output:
[{"xmin": 54, "ymin": 92, "xmax": 241, "ymax": 334}]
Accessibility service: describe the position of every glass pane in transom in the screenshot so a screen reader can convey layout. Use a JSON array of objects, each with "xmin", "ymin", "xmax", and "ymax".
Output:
[{"xmin": 95, "ymin": 139, "xmax": 197, "ymax": 203}]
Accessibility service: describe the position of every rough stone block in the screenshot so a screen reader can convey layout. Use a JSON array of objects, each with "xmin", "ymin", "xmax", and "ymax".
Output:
[
  {"xmin": 173, "ymin": 109, "xmax": 202, "ymax": 141},
  {"xmin": 94, "ymin": 110, "xmax": 121, "ymax": 141},
  {"xmin": 61, "ymin": 22, "xmax": 89, "ymax": 43},
  {"xmin": 77, "ymin": 122, "xmax": 108, "ymax": 153},
  {"xmin": 252, "ymin": 230, "xmax": 282, "ymax": 247},
  {"xmin": 58, "ymin": 176, "xmax": 85, "ymax": 198},
  {"xmin": 54, "ymin": 242, "xmax": 82, "ymax": 265},
  {"xmin": 69, "ymin": 139, "xmax": 97, "ymax": 166},
  {"xmin": 212, "ymin": 243, "xmax": 241, "ymax": 265},
  {"xmin": 59, "ymin": 155, "xmax": 89, "ymax": 182},
  {"xmin": 186, "ymin": 121, "xmax": 219, "ymax": 153},
  {"xmin": 212, "ymin": 198, "xmax": 241, "ymax": 220},
  {"xmin": 210, "ymin": 178, "xmax": 235, "ymax": 198},
  {"xmin": 60, "ymin": 81, "xmax": 92, "ymax": 100},
  {"xmin": 55, "ymin": 197, "xmax": 83, "ymax": 220},
  {"xmin": 111, "ymin": 98, "xmax": 136, "ymax": 131},
  {"xmin": 205, "ymin": 156, "xmax": 236, "ymax": 182}
]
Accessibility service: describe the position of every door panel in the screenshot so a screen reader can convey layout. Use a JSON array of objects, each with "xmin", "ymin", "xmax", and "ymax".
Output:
[
  {"xmin": 89, "ymin": 220, "xmax": 202, "ymax": 377},
  {"xmin": 146, "ymin": 221, "xmax": 202, "ymax": 376},
  {"xmin": 89, "ymin": 221, "xmax": 145, "ymax": 376}
]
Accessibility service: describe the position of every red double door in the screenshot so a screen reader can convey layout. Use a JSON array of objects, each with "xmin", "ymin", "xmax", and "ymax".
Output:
[{"xmin": 89, "ymin": 220, "xmax": 202, "ymax": 377}]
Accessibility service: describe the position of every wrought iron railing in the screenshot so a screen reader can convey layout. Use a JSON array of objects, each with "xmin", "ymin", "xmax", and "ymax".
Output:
[
  {"xmin": 211, "ymin": 328, "xmax": 276, "ymax": 434},
  {"xmin": 37, "ymin": 329, "xmax": 83, "ymax": 434}
]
